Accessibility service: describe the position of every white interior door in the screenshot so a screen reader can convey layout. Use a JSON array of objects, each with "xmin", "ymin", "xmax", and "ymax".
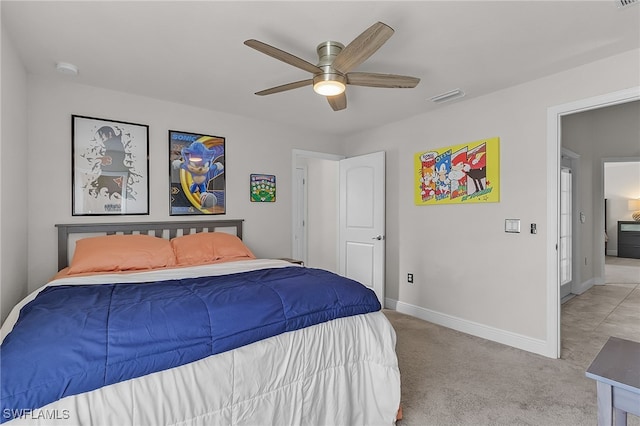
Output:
[{"xmin": 339, "ymin": 151, "xmax": 385, "ymax": 305}]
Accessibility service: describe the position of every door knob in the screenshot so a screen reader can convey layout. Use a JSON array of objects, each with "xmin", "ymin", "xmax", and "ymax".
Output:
[{"xmin": 372, "ymin": 235, "xmax": 384, "ymax": 240}]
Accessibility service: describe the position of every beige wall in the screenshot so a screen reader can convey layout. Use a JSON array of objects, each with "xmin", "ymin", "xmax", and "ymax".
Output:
[{"xmin": 344, "ymin": 49, "xmax": 640, "ymax": 353}]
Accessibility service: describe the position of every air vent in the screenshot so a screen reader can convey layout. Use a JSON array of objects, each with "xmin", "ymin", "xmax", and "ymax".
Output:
[
  {"xmin": 429, "ymin": 89, "xmax": 465, "ymax": 104},
  {"xmin": 616, "ymin": 0, "xmax": 638, "ymax": 8}
]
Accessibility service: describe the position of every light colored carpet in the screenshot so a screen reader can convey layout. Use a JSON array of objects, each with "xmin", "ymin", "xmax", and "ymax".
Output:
[
  {"xmin": 385, "ymin": 310, "xmax": 598, "ymax": 425},
  {"xmin": 385, "ymin": 259, "xmax": 640, "ymax": 426}
]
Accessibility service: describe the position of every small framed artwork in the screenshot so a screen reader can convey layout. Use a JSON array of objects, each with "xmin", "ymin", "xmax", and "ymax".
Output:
[
  {"xmin": 250, "ymin": 174, "xmax": 276, "ymax": 202},
  {"xmin": 72, "ymin": 115, "xmax": 149, "ymax": 215},
  {"xmin": 169, "ymin": 130, "xmax": 225, "ymax": 215}
]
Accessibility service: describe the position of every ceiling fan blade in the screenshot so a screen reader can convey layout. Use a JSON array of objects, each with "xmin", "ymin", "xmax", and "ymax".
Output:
[
  {"xmin": 347, "ymin": 72, "xmax": 420, "ymax": 88},
  {"xmin": 327, "ymin": 93, "xmax": 347, "ymax": 111},
  {"xmin": 331, "ymin": 22, "xmax": 394, "ymax": 74},
  {"xmin": 244, "ymin": 39, "xmax": 322, "ymax": 74},
  {"xmin": 255, "ymin": 79, "xmax": 313, "ymax": 96}
]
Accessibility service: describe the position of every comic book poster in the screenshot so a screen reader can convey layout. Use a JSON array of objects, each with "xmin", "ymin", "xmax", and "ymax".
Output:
[
  {"xmin": 415, "ymin": 137, "xmax": 500, "ymax": 205},
  {"xmin": 72, "ymin": 115, "xmax": 149, "ymax": 215},
  {"xmin": 250, "ymin": 174, "xmax": 276, "ymax": 202},
  {"xmin": 169, "ymin": 130, "xmax": 225, "ymax": 215}
]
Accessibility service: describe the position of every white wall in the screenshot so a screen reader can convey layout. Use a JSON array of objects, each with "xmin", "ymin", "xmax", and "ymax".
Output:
[
  {"xmin": 25, "ymin": 76, "xmax": 343, "ymax": 291},
  {"xmin": 344, "ymin": 49, "xmax": 640, "ymax": 355},
  {"xmin": 604, "ymin": 161, "xmax": 640, "ymax": 254},
  {"xmin": 1, "ymin": 26, "xmax": 29, "ymax": 323}
]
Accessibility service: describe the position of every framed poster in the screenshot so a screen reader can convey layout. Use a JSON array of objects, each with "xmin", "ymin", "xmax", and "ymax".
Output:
[
  {"xmin": 250, "ymin": 174, "xmax": 276, "ymax": 202},
  {"xmin": 414, "ymin": 137, "xmax": 500, "ymax": 205},
  {"xmin": 72, "ymin": 115, "xmax": 149, "ymax": 215},
  {"xmin": 169, "ymin": 130, "xmax": 225, "ymax": 215}
]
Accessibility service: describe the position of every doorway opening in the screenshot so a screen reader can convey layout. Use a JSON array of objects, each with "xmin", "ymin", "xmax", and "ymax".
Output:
[
  {"xmin": 604, "ymin": 160, "xmax": 640, "ymax": 259},
  {"xmin": 291, "ymin": 149, "xmax": 387, "ymax": 306},
  {"xmin": 291, "ymin": 149, "xmax": 344, "ymax": 271},
  {"xmin": 547, "ymin": 87, "xmax": 639, "ymax": 359}
]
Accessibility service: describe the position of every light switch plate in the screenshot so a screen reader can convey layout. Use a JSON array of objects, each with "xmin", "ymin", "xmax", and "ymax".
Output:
[{"xmin": 505, "ymin": 219, "xmax": 521, "ymax": 233}]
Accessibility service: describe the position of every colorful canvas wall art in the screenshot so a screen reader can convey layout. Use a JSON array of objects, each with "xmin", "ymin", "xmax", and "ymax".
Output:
[
  {"xmin": 414, "ymin": 137, "xmax": 500, "ymax": 205},
  {"xmin": 169, "ymin": 130, "xmax": 225, "ymax": 215}
]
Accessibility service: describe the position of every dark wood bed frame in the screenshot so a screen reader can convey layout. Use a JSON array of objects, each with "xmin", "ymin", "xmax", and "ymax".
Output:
[{"xmin": 55, "ymin": 219, "xmax": 244, "ymax": 270}]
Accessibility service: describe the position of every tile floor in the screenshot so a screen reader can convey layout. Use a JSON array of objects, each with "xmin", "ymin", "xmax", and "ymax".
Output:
[{"xmin": 561, "ymin": 256, "xmax": 640, "ymax": 368}]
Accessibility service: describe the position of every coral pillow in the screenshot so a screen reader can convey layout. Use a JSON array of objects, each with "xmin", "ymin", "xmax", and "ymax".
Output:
[
  {"xmin": 68, "ymin": 234, "xmax": 177, "ymax": 274},
  {"xmin": 170, "ymin": 232, "xmax": 255, "ymax": 266}
]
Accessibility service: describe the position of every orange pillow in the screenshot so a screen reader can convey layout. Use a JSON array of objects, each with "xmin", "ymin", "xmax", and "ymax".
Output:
[
  {"xmin": 170, "ymin": 232, "xmax": 255, "ymax": 266},
  {"xmin": 68, "ymin": 234, "xmax": 177, "ymax": 274}
]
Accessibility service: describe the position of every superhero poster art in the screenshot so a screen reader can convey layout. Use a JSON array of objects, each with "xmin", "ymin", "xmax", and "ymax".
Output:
[
  {"xmin": 72, "ymin": 115, "xmax": 149, "ymax": 215},
  {"xmin": 414, "ymin": 137, "xmax": 500, "ymax": 205},
  {"xmin": 169, "ymin": 130, "xmax": 225, "ymax": 215}
]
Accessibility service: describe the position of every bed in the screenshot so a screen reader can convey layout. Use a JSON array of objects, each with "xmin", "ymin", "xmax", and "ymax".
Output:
[{"xmin": 1, "ymin": 220, "xmax": 401, "ymax": 425}]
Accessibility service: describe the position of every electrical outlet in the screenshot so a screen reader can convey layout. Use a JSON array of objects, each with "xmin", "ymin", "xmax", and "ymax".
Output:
[{"xmin": 407, "ymin": 273, "xmax": 414, "ymax": 283}]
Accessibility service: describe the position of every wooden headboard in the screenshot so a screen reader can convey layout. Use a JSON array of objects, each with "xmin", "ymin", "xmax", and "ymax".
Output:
[{"xmin": 55, "ymin": 219, "xmax": 244, "ymax": 270}]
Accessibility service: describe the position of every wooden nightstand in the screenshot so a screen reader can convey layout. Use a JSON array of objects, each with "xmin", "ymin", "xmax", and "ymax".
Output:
[{"xmin": 277, "ymin": 258, "xmax": 304, "ymax": 266}]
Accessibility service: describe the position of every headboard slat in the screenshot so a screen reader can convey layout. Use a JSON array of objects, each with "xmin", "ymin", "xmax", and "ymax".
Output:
[{"xmin": 55, "ymin": 220, "xmax": 245, "ymax": 270}]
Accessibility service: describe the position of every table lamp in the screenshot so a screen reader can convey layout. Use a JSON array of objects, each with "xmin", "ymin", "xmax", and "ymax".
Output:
[{"xmin": 629, "ymin": 199, "xmax": 640, "ymax": 222}]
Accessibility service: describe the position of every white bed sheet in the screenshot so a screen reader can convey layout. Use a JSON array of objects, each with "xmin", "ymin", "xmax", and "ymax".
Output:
[{"xmin": 2, "ymin": 260, "xmax": 401, "ymax": 425}]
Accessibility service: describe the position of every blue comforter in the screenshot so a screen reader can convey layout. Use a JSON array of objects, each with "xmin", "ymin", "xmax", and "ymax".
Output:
[{"xmin": 0, "ymin": 266, "xmax": 380, "ymax": 423}]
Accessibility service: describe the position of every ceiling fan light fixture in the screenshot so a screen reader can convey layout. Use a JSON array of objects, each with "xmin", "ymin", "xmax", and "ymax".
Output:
[
  {"xmin": 313, "ymin": 74, "xmax": 346, "ymax": 96},
  {"xmin": 245, "ymin": 21, "xmax": 418, "ymax": 110}
]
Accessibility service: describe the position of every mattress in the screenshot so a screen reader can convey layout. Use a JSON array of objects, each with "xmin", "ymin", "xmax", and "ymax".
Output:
[{"xmin": 1, "ymin": 259, "xmax": 401, "ymax": 425}]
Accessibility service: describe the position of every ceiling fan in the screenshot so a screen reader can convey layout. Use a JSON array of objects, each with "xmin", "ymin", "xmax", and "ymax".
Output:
[{"xmin": 244, "ymin": 21, "xmax": 420, "ymax": 111}]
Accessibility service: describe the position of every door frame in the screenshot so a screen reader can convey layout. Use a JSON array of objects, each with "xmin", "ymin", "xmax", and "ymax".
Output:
[
  {"xmin": 291, "ymin": 149, "xmax": 345, "ymax": 264},
  {"xmin": 546, "ymin": 86, "xmax": 640, "ymax": 358},
  {"xmin": 602, "ymin": 157, "xmax": 640, "ymax": 257},
  {"xmin": 293, "ymin": 165, "xmax": 308, "ymax": 265}
]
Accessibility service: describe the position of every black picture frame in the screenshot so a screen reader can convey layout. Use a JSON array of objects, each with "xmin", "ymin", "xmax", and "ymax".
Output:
[
  {"xmin": 169, "ymin": 130, "xmax": 226, "ymax": 215},
  {"xmin": 72, "ymin": 115, "xmax": 149, "ymax": 216}
]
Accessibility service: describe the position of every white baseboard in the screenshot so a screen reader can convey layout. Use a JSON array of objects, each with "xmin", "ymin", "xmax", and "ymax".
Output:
[
  {"xmin": 573, "ymin": 277, "xmax": 601, "ymax": 294},
  {"xmin": 383, "ymin": 298, "xmax": 398, "ymax": 310},
  {"xmin": 385, "ymin": 298, "xmax": 551, "ymax": 357}
]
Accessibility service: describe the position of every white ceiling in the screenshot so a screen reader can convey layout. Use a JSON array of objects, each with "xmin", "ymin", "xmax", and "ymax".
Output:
[{"xmin": 2, "ymin": 1, "xmax": 639, "ymax": 136}]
